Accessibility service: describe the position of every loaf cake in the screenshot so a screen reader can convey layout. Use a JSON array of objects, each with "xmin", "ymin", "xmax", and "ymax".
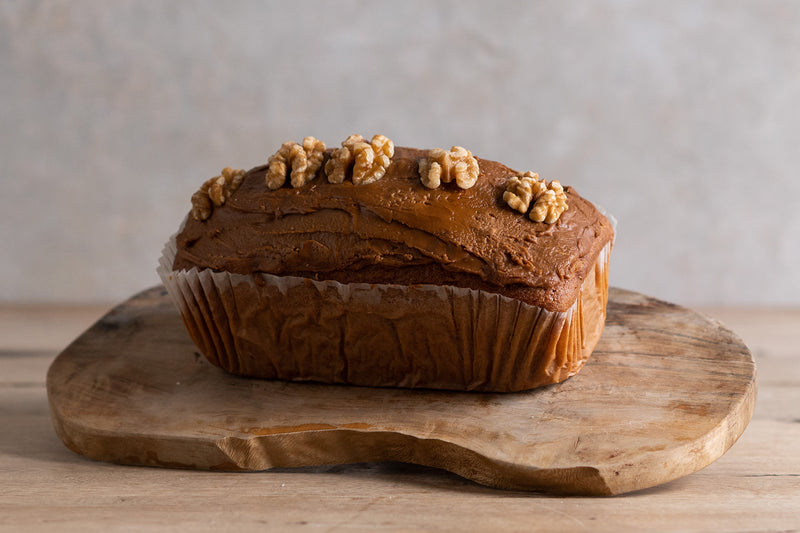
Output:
[{"xmin": 158, "ymin": 135, "xmax": 614, "ymax": 392}]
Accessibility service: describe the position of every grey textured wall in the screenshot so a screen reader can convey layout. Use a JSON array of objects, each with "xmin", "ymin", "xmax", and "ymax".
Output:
[{"xmin": 2, "ymin": 1, "xmax": 799, "ymax": 305}]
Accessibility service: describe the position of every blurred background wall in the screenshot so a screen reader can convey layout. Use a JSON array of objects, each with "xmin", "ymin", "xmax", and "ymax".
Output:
[{"xmin": 2, "ymin": 0, "xmax": 799, "ymax": 306}]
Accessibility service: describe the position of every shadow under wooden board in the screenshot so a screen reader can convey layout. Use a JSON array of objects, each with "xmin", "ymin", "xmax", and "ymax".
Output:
[{"xmin": 46, "ymin": 286, "xmax": 756, "ymax": 496}]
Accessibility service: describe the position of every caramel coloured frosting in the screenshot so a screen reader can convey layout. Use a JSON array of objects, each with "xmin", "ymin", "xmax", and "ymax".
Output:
[{"xmin": 172, "ymin": 147, "xmax": 614, "ymax": 312}]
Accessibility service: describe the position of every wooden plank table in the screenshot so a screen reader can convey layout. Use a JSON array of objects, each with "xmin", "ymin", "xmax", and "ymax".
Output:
[{"xmin": 1, "ymin": 301, "xmax": 799, "ymax": 531}]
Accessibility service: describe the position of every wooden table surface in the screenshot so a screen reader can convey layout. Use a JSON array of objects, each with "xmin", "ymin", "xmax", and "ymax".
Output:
[{"xmin": 1, "ymin": 301, "xmax": 799, "ymax": 532}]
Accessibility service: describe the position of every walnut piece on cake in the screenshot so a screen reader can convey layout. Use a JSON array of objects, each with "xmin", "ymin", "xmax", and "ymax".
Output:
[
  {"xmin": 502, "ymin": 171, "xmax": 547, "ymax": 214},
  {"xmin": 325, "ymin": 134, "xmax": 395, "ymax": 185},
  {"xmin": 503, "ymin": 171, "xmax": 568, "ymax": 224},
  {"xmin": 266, "ymin": 136, "xmax": 326, "ymax": 190},
  {"xmin": 191, "ymin": 167, "xmax": 246, "ymax": 221},
  {"xmin": 529, "ymin": 180, "xmax": 568, "ymax": 223},
  {"xmin": 419, "ymin": 146, "xmax": 480, "ymax": 190},
  {"xmin": 353, "ymin": 134, "xmax": 394, "ymax": 185}
]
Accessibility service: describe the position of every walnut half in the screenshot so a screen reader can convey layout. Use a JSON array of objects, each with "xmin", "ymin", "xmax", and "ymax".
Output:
[
  {"xmin": 529, "ymin": 180, "xmax": 568, "ymax": 223},
  {"xmin": 502, "ymin": 171, "xmax": 568, "ymax": 224},
  {"xmin": 191, "ymin": 167, "xmax": 246, "ymax": 221},
  {"xmin": 324, "ymin": 134, "xmax": 395, "ymax": 185},
  {"xmin": 502, "ymin": 171, "xmax": 546, "ymax": 214},
  {"xmin": 266, "ymin": 136, "xmax": 326, "ymax": 190},
  {"xmin": 419, "ymin": 146, "xmax": 480, "ymax": 189}
]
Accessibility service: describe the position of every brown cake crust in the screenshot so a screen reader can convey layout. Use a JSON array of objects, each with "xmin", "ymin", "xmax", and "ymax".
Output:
[{"xmin": 173, "ymin": 147, "xmax": 614, "ymax": 313}]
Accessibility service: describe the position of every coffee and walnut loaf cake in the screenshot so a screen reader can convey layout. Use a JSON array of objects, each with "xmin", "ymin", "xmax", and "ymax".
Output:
[{"xmin": 158, "ymin": 134, "xmax": 614, "ymax": 392}]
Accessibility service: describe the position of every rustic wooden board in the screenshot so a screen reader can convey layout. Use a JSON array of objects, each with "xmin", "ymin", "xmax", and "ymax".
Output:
[{"xmin": 46, "ymin": 286, "xmax": 756, "ymax": 496}]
